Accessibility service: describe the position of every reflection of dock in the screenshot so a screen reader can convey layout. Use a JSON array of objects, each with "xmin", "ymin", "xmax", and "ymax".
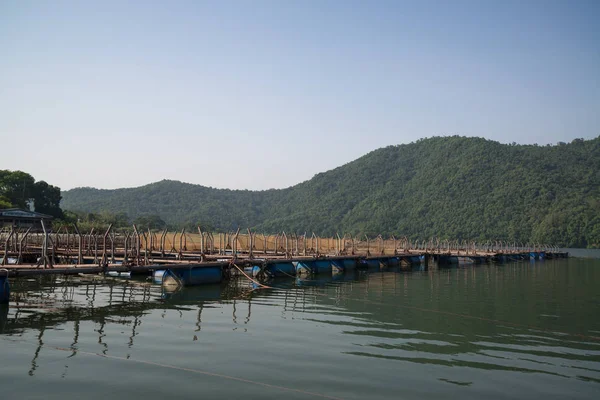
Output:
[{"xmin": 0, "ymin": 273, "xmax": 330, "ymax": 377}]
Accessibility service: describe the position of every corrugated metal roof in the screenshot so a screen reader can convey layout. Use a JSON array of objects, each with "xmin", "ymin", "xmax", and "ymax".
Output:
[{"xmin": 0, "ymin": 208, "xmax": 54, "ymax": 219}]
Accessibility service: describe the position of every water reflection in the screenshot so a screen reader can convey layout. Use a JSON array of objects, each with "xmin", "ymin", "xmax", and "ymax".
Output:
[{"xmin": 1, "ymin": 261, "xmax": 600, "ymax": 389}]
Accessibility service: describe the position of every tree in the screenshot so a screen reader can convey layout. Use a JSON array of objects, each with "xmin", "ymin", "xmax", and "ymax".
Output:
[
  {"xmin": 133, "ymin": 215, "xmax": 167, "ymax": 230},
  {"xmin": 0, "ymin": 170, "xmax": 35, "ymax": 208},
  {"xmin": 0, "ymin": 171, "xmax": 64, "ymax": 218},
  {"xmin": 32, "ymin": 180, "xmax": 63, "ymax": 218}
]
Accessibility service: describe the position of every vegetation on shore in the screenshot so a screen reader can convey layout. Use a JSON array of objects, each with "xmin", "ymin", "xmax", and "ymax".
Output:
[{"xmin": 0, "ymin": 170, "xmax": 63, "ymax": 218}]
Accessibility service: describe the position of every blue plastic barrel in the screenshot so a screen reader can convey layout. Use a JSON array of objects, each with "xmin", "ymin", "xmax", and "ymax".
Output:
[
  {"xmin": 270, "ymin": 262, "xmax": 296, "ymax": 277},
  {"xmin": 364, "ymin": 259, "xmax": 380, "ymax": 269},
  {"xmin": 295, "ymin": 261, "xmax": 316, "ymax": 275},
  {"xmin": 313, "ymin": 260, "xmax": 332, "ymax": 274},
  {"xmin": 153, "ymin": 270, "xmax": 167, "ymax": 284},
  {"xmin": 331, "ymin": 260, "xmax": 345, "ymax": 273},
  {"xmin": 386, "ymin": 257, "xmax": 400, "ymax": 267},
  {"xmin": 342, "ymin": 259, "xmax": 357, "ymax": 270},
  {"xmin": 175, "ymin": 267, "xmax": 223, "ymax": 285}
]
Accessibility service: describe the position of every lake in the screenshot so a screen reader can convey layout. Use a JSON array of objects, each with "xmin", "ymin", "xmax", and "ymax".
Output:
[{"xmin": 1, "ymin": 257, "xmax": 599, "ymax": 399}]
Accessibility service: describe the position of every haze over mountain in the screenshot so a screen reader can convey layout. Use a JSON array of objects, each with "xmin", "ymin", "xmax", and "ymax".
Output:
[{"xmin": 62, "ymin": 136, "xmax": 600, "ymax": 248}]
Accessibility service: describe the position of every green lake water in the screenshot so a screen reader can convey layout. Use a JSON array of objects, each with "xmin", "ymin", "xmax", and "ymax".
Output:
[{"xmin": 1, "ymin": 258, "xmax": 600, "ymax": 399}]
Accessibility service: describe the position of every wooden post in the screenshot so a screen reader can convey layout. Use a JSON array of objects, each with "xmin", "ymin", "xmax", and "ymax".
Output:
[
  {"xmin": 233, "ymin": 228, "xmax": 240, "ymax": 258},
  {"xmin": 198, "ymin": 227, "xmax": 204, "ymax": 255},
  {"xmin": 160, "ymin": 229, "xmax": 168, "ymax": 256},
  {"xmin": 93, "ymin": 233, "xmax": 99, "ymax": 265},
  {"xmin": 274, "ymin": 234, "xmax": 279, "ymax": 256},
  {"xmin": 17, "ymin": 227, "xmax": 31, "ymax": 264},
  {"xmin": 143, "ymin": 231, "xmax": 149, "ymax": 264},
  {"xmin": 247, "ymin": 228, "xmax": 253, "ymax": 259},
  {"xmin": 133, "ymin": 224, "xmax": 141, "ymax": 265},
  {"xmin": 282, "ymin": 231, "xmax": 289, "ymax": 258},
  {"xmin": 102, "ymin": 224, "xmax": 112, "ymax": 266},
  {"xmin": 49, "ymin": 234, "xmax": 56, "ymax": 267},
  {"xmin": 263, "ymin": 233, "xmax": 267, "ymax": 255},
  {"xmin": 294, "ymin": 233, "xmax": 299, "ymax": 257},
  {"xmin": 53, "ymin": 227, "xmax": 61, "ymax": 250},
  {"xmin": 124, "ymin": 232, "xmax": 130, "ymax": 264},
  {"xmin": 170, "ymin": 231, "xmax": 177, "ymax": 253},
  {"xmin": 109, "ymin": 232, "xmax": 115, "ymax": 264},
  {"xmin": 87, "ymin": 228, "xmax": 95, "ymax": 256},
  {"xmin": 178, "ymin": 229, "xmax": 184, "ymax": 255},
  {"xmin": 2, "ymin": 227, "xmax": 14, "ymax": 266},
  {"xmin": 13, "ymin": 229, "xmax": 18, "ymax": 254},
  {"xmin": 365, "ymin": 235, "xmax": 370, "ymax": 257},
  {"xmin": 40, "ymin": 220, "xmax": 49, "ymax": 268},
  {"xmin": 303, "ymin": 232, "xmax": 307, "ymax": 256},
  {"xmin": 73, "ymin": 224, "xmax": 83, "ymax": 265}
]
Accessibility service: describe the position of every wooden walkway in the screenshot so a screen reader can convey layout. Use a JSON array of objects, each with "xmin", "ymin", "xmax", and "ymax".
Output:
[{"xmin": 1, "ymin": 227, "xmax": 566, "ymax": 279}]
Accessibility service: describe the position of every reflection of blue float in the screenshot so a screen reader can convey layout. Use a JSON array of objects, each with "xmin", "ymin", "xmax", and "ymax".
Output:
[
  {"xmin": 331, "ymin": 260, "xmax": 346, "ymax": 273},
  {"xmin": 161, "ymin": 283, "xmax": 223, "ymax": 302},
  {"xmin": 153, "ymin": 266, "xmax": 223, "ymax": 286},
  {"xmin": 0, "ymin": 269, "xmax": 9, "ymax": 304},
  {"xmin": 295, "ymin": 275, "xmax": 334, "ymax": 287},
  {"xmin": 0, "ymin": 303, "xmax": 8, "ymax": 333}
]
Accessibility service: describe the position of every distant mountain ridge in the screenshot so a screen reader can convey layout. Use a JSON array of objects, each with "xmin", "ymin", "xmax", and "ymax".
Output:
[{"xmin": 61, "ymin": 136, "xmax": 600, "ymax": 248}]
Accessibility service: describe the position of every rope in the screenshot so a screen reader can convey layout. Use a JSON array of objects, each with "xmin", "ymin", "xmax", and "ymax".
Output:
[
  {"xmin": 0, "ymin": 337, "xmax": 344, "ymax": 400},
  {"xmin": 276, "ymin": 267, "xmax": 297, "ymax": 279},
  {"xmin": 230, "ymin": 262, "xmax": 273, "ymax": 289}
]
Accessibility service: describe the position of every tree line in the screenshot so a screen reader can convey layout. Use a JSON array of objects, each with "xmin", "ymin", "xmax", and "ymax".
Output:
[{"xmin": 6, "ymin": 136, "xmax": 600, "ymax": 248}]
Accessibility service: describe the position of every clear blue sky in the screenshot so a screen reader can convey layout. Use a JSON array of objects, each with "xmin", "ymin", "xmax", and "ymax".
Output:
[{"xmin": 1, "ymin": 0, "xmax": 598, "ymax": 191}]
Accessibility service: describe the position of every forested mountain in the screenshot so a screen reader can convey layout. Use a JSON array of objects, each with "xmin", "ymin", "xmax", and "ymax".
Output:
[{"xmin": 61, "ymin": 136, "xmax": 600, "ymax": 247}]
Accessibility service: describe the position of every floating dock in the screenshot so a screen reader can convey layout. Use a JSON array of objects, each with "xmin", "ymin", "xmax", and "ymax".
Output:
[{"xmin": 0, "ymin": 226, "xmax": 567, "ymax": 296}]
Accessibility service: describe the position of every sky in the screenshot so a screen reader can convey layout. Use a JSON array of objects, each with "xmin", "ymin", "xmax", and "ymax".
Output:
[{"xmin": 1, "ymin": 0, "xmax": 598, "ymax": 191}]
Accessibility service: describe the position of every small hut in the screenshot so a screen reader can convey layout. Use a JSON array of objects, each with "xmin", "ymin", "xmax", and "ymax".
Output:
[{"xmin": 0, "ymin": 208, "xmax": 53, "ymax": 231}]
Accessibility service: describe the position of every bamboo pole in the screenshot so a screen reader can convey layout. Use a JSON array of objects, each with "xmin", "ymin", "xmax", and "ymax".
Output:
[
  {"xmin": 17, "ymin": 227, "xmax": 32, "ymax": 264},
  {"xmin": 2, "ymin": 227, "xmax": 14, "ymax": 266},
  {"xmin": 102, "ymin": 224, "xmax": 112, "ymax": 266}
]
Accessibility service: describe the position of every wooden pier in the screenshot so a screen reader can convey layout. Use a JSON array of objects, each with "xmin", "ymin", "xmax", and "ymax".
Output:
[{"xmin": 0, "ymin": 225, "xmax": 567, "ymax": 281}]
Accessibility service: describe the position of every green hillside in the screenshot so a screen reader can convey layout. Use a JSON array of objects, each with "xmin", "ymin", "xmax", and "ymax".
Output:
[{"xmin": 61, "ymin": 136, "xmax": 600, "ymax": 248}]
